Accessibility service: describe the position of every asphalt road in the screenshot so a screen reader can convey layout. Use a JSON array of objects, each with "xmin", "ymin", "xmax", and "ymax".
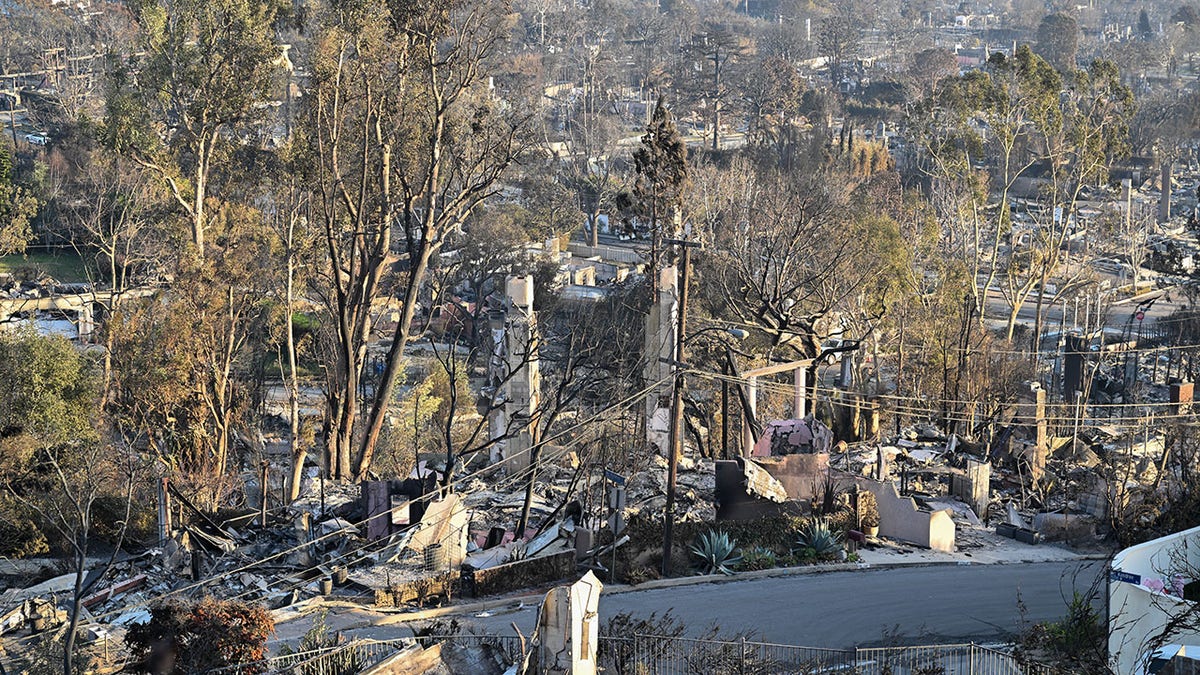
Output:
[
  {"xmin": 307, "ymin": 560, "xmax": 1105, "ymax": 650},
  {"xmin": 983, "ymin": 286, "xmax": 1182, "ymax": 336}
]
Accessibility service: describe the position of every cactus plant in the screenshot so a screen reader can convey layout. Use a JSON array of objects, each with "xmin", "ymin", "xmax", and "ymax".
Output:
[{"xmin": 690, "ymin": 530, "xmax": 741, "ymax": 575}]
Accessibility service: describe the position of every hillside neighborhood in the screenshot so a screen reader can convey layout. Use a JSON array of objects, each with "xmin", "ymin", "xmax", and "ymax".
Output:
[{"xmin": 6, "ymin": 0, "xmax": 1200, "ymax": 674}]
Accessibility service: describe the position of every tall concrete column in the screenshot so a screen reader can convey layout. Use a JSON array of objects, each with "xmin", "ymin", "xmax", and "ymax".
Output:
[
  {"xmin": 741, "ymin": 376, "xmax": 757, "ymax": 456},
  {"xmin": 76, "ymin": 304, "xmax": 94, "ymax": 343},
  {"xmin": 494, "ymin": 276, "xmax": 541, "ymax": 473},
  {"xmin": 1018, "ymin": 382, "xmax": 1048, "ymax": 484},
  {"xmin": 1160, "ymin": 160, "xmax": 1172, "ymax": 223},
  {"xmin": 794, "ymin": 368, "xmax": 807, "ymax": 420}
]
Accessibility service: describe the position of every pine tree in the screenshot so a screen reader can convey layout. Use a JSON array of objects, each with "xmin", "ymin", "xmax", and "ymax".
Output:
[
  {"xmin": 632, "ymin": 97, "xmax": 689, "ymax": 287},
  {"xmin": 1138, "ymin": 9, "xmax": 1155, "ymax": 40}
]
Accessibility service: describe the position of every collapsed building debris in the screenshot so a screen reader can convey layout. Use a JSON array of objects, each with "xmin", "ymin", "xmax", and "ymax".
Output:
[{"xmin": 4, "ymin": 272, "xmax": 1182, "ymax": 673}]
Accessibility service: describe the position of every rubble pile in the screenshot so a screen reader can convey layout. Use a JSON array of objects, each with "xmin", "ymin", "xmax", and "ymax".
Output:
[
  {"xmin": 0, "ymin": 272, "xmax": 59, "ymax": 299},
  {"xmin": 623, "ymin": 455, "xmax": 716, "ymax": 522},
  {"xmin": 823, "ymin": 409, "xmax": 1178, "ymax": 553},
  {"xmin": 0, "ymin": 431, "xmax": 707, "ymax": 669},
  {"xmin": 0, "ymin": 364, "xmax": 1172, "ymax": 673}
]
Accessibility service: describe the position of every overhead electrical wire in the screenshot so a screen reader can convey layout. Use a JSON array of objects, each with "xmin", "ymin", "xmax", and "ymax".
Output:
[{"xmin": 16, "ymin": 376, "xmax": 668, "ymax": 646}]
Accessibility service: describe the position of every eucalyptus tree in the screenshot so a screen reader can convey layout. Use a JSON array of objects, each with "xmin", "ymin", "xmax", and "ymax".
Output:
[
  {"xmin": 909, "ymin": 48, "xmax": 1133, "ymax": 342},
  {"xmin": 106, "ymin": 0, "xmax": 285, "ymax": 259},
  {"xmin": 301, "ymin": 0, "xmax": 531, "ymax": 480}
]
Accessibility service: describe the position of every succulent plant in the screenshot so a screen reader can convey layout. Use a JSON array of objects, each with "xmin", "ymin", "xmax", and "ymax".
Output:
[
  {"xmin": 690, "ymin": 529, "xmax": 741, "ymax": 575},
  {"xmin": 793, "ymin": 517, "xmax": 843, "ymax": 559},
  {"xmin": 739, "ymin": 546, "xmax": 777, "ymax": 571}
]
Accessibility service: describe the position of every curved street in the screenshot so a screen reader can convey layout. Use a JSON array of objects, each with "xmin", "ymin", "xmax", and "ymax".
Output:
[{"xmin": 274, "ymin": 559, "xmax": 1106, "ymax": 651}]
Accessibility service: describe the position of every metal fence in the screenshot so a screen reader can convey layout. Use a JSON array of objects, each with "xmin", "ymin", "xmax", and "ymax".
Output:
[
  {"xmin": 855, "ymin": 643, "xmax": 1058, "ymax": 675},
  {"xmin": 213, "ymin": 633, "xmax": 1057, "ymax": 675},
  {"xmin": 210, "ymin": 635, "xmax": 521, "ymax": 675},
  {"xmin": 617, "ymin": 634, "xmax": 857, "ymax": 674}
]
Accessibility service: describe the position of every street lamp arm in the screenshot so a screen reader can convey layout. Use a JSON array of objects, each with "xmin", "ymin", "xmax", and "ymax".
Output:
[{"xmin": 682, "ymin": 324, "xmax": 750, "ymax": 346}]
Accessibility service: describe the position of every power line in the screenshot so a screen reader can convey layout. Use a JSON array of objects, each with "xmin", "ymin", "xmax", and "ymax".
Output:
[
  {"xmin": 68, "ymin": 376, "xmax": 666, "ymax": 628},
  {"xmin": 689, "ymin": 370, "xmax": 1199, "ymax": 427},
  {"xmin": 0, "ymin": 380, "xmax": 664, "ymax": 661}
]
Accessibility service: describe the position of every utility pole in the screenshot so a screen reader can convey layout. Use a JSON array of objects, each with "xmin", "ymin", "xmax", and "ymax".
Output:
[
  {"xmin": 721, "ymin": 359, "xmax": 729, "ymax": 459},
  {"xmin": 661, "ymin": 238, "xmax": 695, "ymax": 577},
  {"xmin": 7, "ymin": 94, "xmax": 17, "ymax": 148}
]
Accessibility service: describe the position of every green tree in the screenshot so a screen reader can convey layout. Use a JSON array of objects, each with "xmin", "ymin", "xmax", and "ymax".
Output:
[
  {"xmin": 106, "ymin": 0, "xmax": 284, "ymax": 259},
  {"xmin": 0, "ymin": 330, "xmax": 129, "ymax": 675},
  {"xmin": 1036, "ymin": 12, "xmax": 1079, "ymax": 73},
  {"xmin": 0, "ymin": 141, "xmax": 37, "ymax": 255},
  {"xmin": 0, "ymin": 329, "xmax": 97, "ymax": 452}
]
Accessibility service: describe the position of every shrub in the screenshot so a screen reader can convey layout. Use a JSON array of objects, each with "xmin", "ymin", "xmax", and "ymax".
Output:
[
  {"xmin": 0, "ymin": 512, "xmax": 49, "ymax": 558},
  {"xmin": 1017, "ymin": 590, "xmax": 1108, "ymax": 672},
  {"xmin": 793, "ymin": 517, "xmax": 843, "ymax": 562},
  {"xmin": 625, "ymin": 565, "xmax": 660, "ymax": 585},
  {"xmin": 126, "ymin": 598, "xmax": 274, "ymax": 674},
  {"xmin": 826, "ymin": 508, "xmax": 856, "ymax": 535},
  {"xmin": 690, "ymin": 530, "xmax": 741, "ymax": 575},
  {"xmin": 739, "ymin": 546, "xmax": 777, "ymax": 571},
  {"xmin": 859, "ymin": 490, "xmax": 880, "ymax": 529},
  {"xmin": 621, "ymin": 511, "xmax": 805, "ymax": 579},
  {"xmin": 600, "ymin": 611, "xmax": 686, "ymax": 674}
]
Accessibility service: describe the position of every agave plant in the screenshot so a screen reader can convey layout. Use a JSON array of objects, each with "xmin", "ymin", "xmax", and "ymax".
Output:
[
  {"xmin": 739, "ymin": 546, "xmax": 777, "ymax": 572},
  {"xmin": 690, "ymin": 529, "xmax": 741, "ymax": 575},
  {"xmin": 793, "ymin": 517, "xmax": 843, "ymax": 560}
]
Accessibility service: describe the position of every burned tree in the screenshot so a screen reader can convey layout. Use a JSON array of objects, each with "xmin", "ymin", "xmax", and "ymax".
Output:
[
  {"xmin": 691, "ymin": 161, "xmax": 906, "ymax": 374},
  {"xmin": 629, "ymin": 97, "xmax": 690, "ymax": 290},
  {"xmin": 301, "ymin": 0, "xmax": 528, "ymax": 480}
]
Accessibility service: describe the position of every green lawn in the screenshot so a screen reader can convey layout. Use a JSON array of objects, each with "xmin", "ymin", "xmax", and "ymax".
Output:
[{"xmin": 0, "ymin": 251, "xmax": 89, "ymax": 283}]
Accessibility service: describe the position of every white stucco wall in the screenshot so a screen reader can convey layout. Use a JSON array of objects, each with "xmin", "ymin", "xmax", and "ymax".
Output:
[
  {"xmin": 840, "ymin": 474, "xmax": 956, "ymax": 552},
  {"xmin": 1109, "ymin": 525, "xmax": 1200, "ymax": 675}
]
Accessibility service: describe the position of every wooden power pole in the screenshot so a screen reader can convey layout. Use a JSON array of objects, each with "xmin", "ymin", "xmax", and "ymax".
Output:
[{"xmin": 661, "ymin": 238, "xmax": 695, "ymax": 577}]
